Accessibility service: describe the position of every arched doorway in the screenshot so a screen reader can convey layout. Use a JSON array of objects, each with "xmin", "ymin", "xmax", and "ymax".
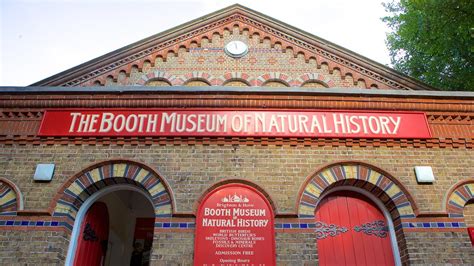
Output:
[
  {"xmin": 315, "ymin": 189, "xmax": 396, "ymax": 265},
  {"xmin": 298, "ymin": 162, "xmax": 415, "ymax": 265},
  {"xmin": 66, "ymin": 184, "xmax": 155, "ymax": 266},
  {"xmin": 52, "ymin": 160, "xmax": 174, "ymax": 265},
  {"xmin": 446, "ymin": 179, "xmax": 474, "ymax": 246}
]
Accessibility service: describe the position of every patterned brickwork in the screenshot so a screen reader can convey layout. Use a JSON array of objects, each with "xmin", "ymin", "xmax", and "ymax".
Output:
[
  {"xmin": 36, "ymin": 6, "xmax": 431, "ymax": 90},
  {"xmin": 0, "ymin": 178, "xmax": 21, "ymax": 215},
  {"xmin": 0, "ymin": 184, "xmax": 17, "ymax": 214},
  {"xmin": 298, "ymin": 163, "xmax": 416, "ymax": 219},
  {"xmin": 446, "ymin": 179, "xmax": 474, "ymax": 217},
  {"xmin": 52, "ymin": 161, "xmax": 173, "ymax": 221},
  {"xmin": 75, "ymin": 27, "xmax": 394, "ymax": 89},
  {"xmin": 2, "ymin": 4, "xmax": 472, "ymax": 264},
  {"xmin": 1, "ymin": 144, "xmax": 472, "ymax": 215},
  {"xmin": 0, "ymin": 143, "xmax": 473, "ymax": 264}
]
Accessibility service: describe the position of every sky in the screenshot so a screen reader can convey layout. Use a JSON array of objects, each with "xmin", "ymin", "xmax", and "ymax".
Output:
[{"xmin": 0, "ymin": 0, "xmax": 393, "ymax": 86}]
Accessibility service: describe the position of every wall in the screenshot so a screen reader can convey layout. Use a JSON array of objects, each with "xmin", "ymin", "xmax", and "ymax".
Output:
[
  {"xmin": 1, "ymin": 142, "xmax": 473, "ymax": 264},
  {"xmin": 0, "ymin": 230, "xmax": 69, "ymax": 265},
  {"xmin": 1, "ymin": 144, "xmax": 472, "ymax": 213}
]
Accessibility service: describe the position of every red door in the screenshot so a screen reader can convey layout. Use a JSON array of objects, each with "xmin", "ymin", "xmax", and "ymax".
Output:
[
  {"xmin": 315, "ymin": 191, "xmax": 395, "ymax": 266},
  {"xmin": 74, "ymin": 202, "xmax": 109, "ymax": 266},
  {"xmin": 468, "ymin": 227, "xmax": 474, "ymax": 246}
]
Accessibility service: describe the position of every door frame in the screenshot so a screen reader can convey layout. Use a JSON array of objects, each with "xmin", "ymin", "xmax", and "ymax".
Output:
[
  {"xmin": 65, "ymin": 184, "xmax": 154, "ymax": 265},
  {"xmin": 315, "ymin": 186, "xmax": 402, "ymax": 266}
]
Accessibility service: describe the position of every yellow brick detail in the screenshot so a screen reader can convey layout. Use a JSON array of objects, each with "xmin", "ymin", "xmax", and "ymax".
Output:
[
  {"xmin": 55, "ymin": 203, "xmax": 77, "ymax": 218},
  {"xmin": 385, "ymin": 184, "xmax": 402, "ymax": 199},
  {"xmin": 113, "ymin": 164, "xmax": 127, "ymax": 178},
  {"xmin": 450, "ymin": 193, "xmax": 466, "ymax": 207},
  {"xmin": 89, "ymin": 168, "xmax": 102, "ymax": 183},
  {"xmin": 155, "ymin": 204, "xmax": 172, "ymax": 215},
  {"xmin": 321, "ymin": 169, "xmax": 336, "ymax": 184},
  {"xmin": 343, "ymin": 165, "xmax": 357, "ymax": 179},
  {"xmin": 0, "ymin": 191, "xmax": 15, "ymax": 205},
  {"xmin": 299, "ymin": 205, "xmax": 314, "ymax": 217},
  {"xmin": 305, "ymin": 183, "xmax": 322, "ymax": 198},
  {"xmin": 149, "ymin": 182, "xmax": 165, "ymax": 196},
  {"xmin": 397, "ymin": 205, "xmax": 414, "ymax": 216},
  {"xmin": 466, "ymin": 184, "xmax": 474, "ymax": 197},
  {"xmin": 134, "ymin": 168, "xmax": 150, "ymax": 183},
  {"xmin": 368, "ymin": 170, "xmax": 382, "ymax": 185},
  {"xmin": 67, "ymin": 182, "xmax": 83, "ymax": 196}
]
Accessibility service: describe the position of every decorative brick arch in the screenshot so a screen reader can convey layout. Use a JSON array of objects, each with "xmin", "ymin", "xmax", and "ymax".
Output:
[
  {"xmin": 219, "ymin": 72, "xmax": 253, "ymax": 86},
  {"xmin": 193, "ymin": 178, "xmax": 277, "ymax": 215},
  {"xmin": 0, "ymin": 178, "xmax": 23, "ymax": 214},
  {"xmin": 294, "ymin": 73, "xmax": 335, "ymax": 87},
  {"xmin": 255, "ymin": 72, "xmax": 293, "ymax": 86},
  {"xmin": 134, "ymin": 70, "xmax": 182, "ymax": 86},
  {"xmin": 183, "ymin": 71, "xmax": 214, "ymax": 85},
  {"xmin": 446, "ymin": 179, "xmax": 474, "ymax": 217},
  {"xmin": 297, "ymin": 162, "xmax": 417, "ymax": 220},
  {"xmin": 50, "ymin": 159, "xmax": 174, "ymax": 220}
]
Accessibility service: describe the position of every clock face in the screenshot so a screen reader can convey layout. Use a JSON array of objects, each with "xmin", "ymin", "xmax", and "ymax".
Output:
[{"xmin": 224, "ymin": 41, "xmax": 248, "ymax": 58}]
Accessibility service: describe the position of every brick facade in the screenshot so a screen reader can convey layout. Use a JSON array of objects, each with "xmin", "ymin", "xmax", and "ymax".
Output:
[{"xmin": 1, "ymin": 4, "xmax": 474, "ymax": 266}]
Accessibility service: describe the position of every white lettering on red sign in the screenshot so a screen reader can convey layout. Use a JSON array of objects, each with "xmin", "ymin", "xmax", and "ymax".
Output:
[{"xmin": 39, "ymin": 110, "xmax": 430, "ymax": 139}]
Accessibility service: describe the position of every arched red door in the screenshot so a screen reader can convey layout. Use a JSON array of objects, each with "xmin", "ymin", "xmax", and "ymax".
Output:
[
  {"xmin": 315, "ymin": 191, "xmax": 396, "ymax": 266},
  {"xmin": 74, "ymin": 202, "xmax": 109, "ymax": 266}
]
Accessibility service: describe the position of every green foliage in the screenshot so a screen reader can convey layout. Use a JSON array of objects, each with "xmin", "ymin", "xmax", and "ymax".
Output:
[{"xmin": 383, "ymin": 0, "xmax": 474, "ymax": 91}]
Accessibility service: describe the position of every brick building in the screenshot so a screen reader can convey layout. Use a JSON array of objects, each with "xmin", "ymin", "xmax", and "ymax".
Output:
[{"xmin": 1, "ymin": 4, "xmax": 473, "ymax": 265}]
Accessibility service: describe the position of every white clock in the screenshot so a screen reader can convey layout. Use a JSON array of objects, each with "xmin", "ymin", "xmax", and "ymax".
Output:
[{"xmin": 224, "ymin": 41, "xmax": 249, "ymax": 58}]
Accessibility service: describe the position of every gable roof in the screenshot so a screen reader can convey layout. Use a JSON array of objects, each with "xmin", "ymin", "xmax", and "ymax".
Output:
[{"xmin": 31, "ymin": 4, "xmax": 436, "ymax": 90}]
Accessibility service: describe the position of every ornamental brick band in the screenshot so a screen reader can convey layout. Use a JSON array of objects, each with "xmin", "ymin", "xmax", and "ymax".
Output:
[
  {"xmin": 298, "ymin": 163, "xmax": 416, "ymax": 219},
  {"xmin": 52, "ymin": 161, "xmax": 173, "ymax": 221},
  {"xmin": 0, "ymin": 178, "xmax": 21, "ymax": 215},
  {"xmin": 447, "ymin": 180, "xmax": 474, "ymax": 217}
]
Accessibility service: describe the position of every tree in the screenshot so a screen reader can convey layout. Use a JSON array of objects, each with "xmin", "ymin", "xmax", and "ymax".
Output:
[{"xmin": 383, "ymin": 0, "xmax": 473, "ymax": 91}]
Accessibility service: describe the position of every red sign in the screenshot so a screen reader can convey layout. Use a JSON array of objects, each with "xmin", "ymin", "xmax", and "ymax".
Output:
[
  {"xmin": 194, "ymin": 184, "xmax": 276, "ymax": 265},
  {"xmin": 38, "ymin": 109, "xmax": 431, "ymax": 139}
]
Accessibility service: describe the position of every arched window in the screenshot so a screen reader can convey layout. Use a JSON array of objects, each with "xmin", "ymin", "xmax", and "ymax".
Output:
[
  {"xmin": 262, "ymin": 80, "xmax": 288, "ymax": 87},
  {"xmin": 223, "ymin": 79, "xmax": 250, "ymax": 87},
  {"xmin": 301, "ymin": 81, "xmax": 328, "ymax": 88},
  {"xmin": 184, "ymin": 79, "xmax": 210, "ymax": 86},
  {"xmin": 145, "ymin": 79, "xmax": 171, "ymax": 86}
]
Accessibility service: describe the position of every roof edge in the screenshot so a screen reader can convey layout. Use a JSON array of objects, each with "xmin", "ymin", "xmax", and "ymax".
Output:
[{"xmin": 2, "ymin": 86, "xmax": 472, "ymax": 99}]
